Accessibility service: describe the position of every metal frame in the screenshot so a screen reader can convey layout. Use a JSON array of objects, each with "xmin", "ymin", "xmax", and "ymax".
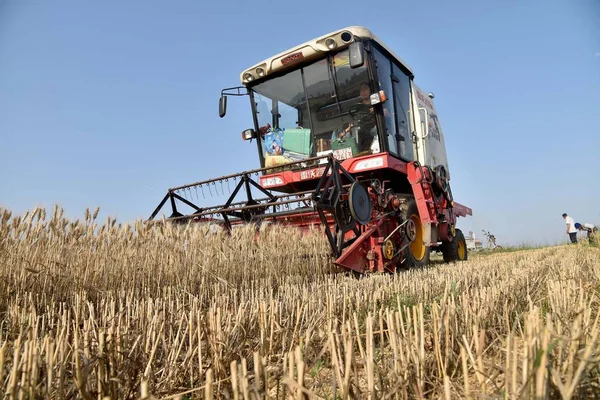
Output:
[
  {"xmin": 312, "ymin": 155, "xmax": 361, "ymax": 257},
  {"xmin": 148, "ymin": 155, "xmax": 335, "ymax": 231}
]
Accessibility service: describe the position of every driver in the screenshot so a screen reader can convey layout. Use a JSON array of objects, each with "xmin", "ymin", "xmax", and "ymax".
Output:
[
  {"xmin": 337, "ymin": 82, "xmax": 384, "ymax": 154},
  {"xmin": 359, "ymin": 81, "xmax": 373, "ymax": 107},
  {"xmin": 350, "ymin": 82, "xmax": 378, "ymax": 153}
]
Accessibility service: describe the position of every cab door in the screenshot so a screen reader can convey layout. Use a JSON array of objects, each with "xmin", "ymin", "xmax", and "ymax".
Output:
[
  {"xmin": 372, "ymin": 46, "xmax": 415, "ymax": 161},
  {"xmin": 390, "ymin": 63, "xmax": 414, "ymax": 161},
  {"xmin": 411, "ymin": 83, "xmax": 450, "ymax": 176}
]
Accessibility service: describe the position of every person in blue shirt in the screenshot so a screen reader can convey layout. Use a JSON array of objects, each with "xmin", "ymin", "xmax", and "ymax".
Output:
[
  {"xmin": 332, "ymin": 122, "xmax": 353, "ymax": 141},
  {"xmin": 575, "ymin": 222, "xmax": 596, "ymax": 244}
]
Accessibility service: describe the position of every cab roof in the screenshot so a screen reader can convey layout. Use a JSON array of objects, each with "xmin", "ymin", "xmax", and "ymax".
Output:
[{"xmin": 239, "ymin": 26, "xmax": 414, "ymax": 85}]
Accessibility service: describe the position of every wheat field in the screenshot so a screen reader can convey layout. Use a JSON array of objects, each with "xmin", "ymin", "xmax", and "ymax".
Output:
[{"xmin": 1, "ymin": 206, "xmax": 599, "ymax": 399}]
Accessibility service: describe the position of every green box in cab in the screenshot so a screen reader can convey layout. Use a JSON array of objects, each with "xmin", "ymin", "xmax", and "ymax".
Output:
[
  {"xmin": 282, "ymin": 128, "xmax": 312, "ymax": 155},
  {"xmin": 330, "ymin": 137, "xmax": 358, "ymax": 159}
]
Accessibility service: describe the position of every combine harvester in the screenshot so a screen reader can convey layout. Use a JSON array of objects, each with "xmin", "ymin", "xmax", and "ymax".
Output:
[{"xmin": 149, "ymin": 26, "xmax": 472, "ymax": 273}]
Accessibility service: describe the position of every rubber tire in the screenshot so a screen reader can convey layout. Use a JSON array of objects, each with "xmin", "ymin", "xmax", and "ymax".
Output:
[
  {"xmin": 400, "ymin": 200, "xmax": 430, "ymax": 269},
  {"xmin": 441, "ymin": 228, "xmax": 468, "ymax": 262}
]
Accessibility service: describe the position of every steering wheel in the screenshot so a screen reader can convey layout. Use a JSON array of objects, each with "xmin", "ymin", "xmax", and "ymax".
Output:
[{"xmin": 348, "ymin": 103, "xmax": 373, "ymax": 123}]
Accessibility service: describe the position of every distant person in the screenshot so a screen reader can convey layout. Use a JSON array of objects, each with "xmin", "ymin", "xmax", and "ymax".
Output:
[
  {"xmin": 562, "ymin": 213, "xmax": 577, "ymax": 243},
  {"xmin": 575, "ymin": 222, "xmax": 596, "ymax": 244}
]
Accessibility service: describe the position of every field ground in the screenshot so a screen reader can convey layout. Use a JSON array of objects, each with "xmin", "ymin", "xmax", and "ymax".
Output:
[{"xmin": 1, "ymin": 206, "xmax": 599, "ymax": 399}]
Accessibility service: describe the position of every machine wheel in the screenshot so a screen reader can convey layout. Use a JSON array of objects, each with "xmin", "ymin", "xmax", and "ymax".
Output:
[
  {"xmin": 440, "ymin": 228, "xmax": 468, "ymax": 262},
  {"xmin": 400, "ymin": 200, "xmax": 430, "ymax": 269}
]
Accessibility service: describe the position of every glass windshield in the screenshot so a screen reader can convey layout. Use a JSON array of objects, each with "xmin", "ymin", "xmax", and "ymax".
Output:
[{"xmin": 251, "ymin": 49, "xmax": 379, "ymax": 169}]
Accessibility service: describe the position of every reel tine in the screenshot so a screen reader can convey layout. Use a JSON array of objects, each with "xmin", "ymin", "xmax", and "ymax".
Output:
[
  {"xmin": 208, "ymin": 182, "xmax": 213, "ymax": 197},
  {"xmin": 195, "ymin": 186, "xmax": 199, "ymax": 201},
  {"xmin": 201, "ymin": 185, "xmax": 205, "ymax": 199},
  {"xmin": 225, "ymin": 178, "xmax": 230, "ymax": 193}
]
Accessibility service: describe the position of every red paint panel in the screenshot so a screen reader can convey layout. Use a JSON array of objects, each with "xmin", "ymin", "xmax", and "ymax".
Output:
[{"xmin": 260, "ymin": 153, "xmax": 408, "ymax": 189}]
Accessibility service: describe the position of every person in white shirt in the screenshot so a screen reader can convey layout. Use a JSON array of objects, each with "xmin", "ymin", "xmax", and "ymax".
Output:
[{"xmin": 562, "ymin": 213, "xmax": 578, "ymax": 243}]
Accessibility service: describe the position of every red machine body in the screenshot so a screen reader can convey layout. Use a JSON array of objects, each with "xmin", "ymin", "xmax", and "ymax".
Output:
[{"xmin": 254, "ymin": 152, "xmax": 472, "ymax": 273}]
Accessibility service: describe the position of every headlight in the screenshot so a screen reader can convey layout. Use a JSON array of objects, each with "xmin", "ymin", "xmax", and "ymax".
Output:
[
  {"xmin": 354, "ymin": 157, "xmax": 384, "ymax": 171},
  {"xmin": 256, "ymin": 67, "xmax": 265, "ymax": 77},
  {"xmin": 325, "ymin": 38, "xmax": 337, "ymax": 49},
  {"xmin": 369, "ymin": 90, "xmax": 388, "ymax": 105},
  {"xmin": 243, "ymin": 72, "xmax": 254, "ymax": 82}
]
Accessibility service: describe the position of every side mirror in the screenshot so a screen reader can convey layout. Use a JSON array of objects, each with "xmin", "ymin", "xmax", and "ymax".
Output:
[
  {"xmin": 219, "ymin": 95, "xmax": 227, "ymax": 118},
  {"xmin": 349, "ymin": 42, "xmax": 365, "ymax": 69},
  {"xmin": 241, "ymin": 128, "xmax": 257, "ymax": 140}
]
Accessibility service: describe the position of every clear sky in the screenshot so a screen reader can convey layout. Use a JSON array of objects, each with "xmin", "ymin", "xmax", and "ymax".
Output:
[{"xmin": 1, "ymin": 0, "xmax": 599, "ymax": 246}]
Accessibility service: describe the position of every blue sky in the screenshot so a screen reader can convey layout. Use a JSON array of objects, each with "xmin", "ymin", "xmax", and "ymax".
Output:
[{"xmin": 1, "ymin": 0, "xmax": 598, "ymax": 246}]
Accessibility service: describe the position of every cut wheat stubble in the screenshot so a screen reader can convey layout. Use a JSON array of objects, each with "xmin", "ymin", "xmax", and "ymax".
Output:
[{"xmin": 0, "ymin": 206, "xmax": 599, "ymax": 398}]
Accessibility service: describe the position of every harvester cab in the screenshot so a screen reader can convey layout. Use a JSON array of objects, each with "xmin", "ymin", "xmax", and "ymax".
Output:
[{"xmin": 149, "ymin": 26, "xmax": 473, "ymax": 273}]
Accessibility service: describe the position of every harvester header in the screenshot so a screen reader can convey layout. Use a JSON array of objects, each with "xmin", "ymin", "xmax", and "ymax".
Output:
[{"xmin": 149, "ymin": 26, "xmax": 473, "ymax": 273}]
